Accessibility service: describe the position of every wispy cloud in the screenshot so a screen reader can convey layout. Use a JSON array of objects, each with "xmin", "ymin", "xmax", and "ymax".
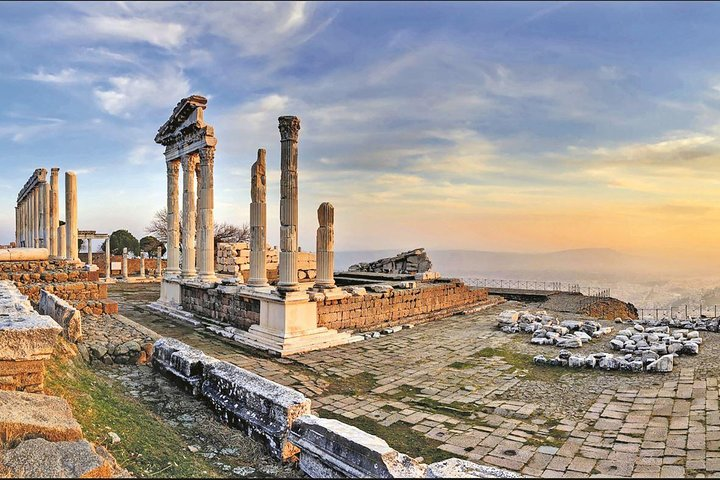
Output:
[
  {"xmin": 25, "ymin": 68, "xmax": 92, "ymax": 84},
  {"xmin": 93, "ymin": 69, "xmax": 191, "ymax": 117}
]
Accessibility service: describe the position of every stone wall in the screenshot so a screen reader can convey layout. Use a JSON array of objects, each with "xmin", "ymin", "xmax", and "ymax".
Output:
[
  {"xmin": 216, "ymin": 242, "xmax": 316, "ymax": 282},
  {"xmin": 181, "ymin": 284, "xmax": 261, "ymax": 330},
  {"xmin": 38, "ymin": 290, "xmax": 82, "ymax": 342},
  {"xmin": 79, "ymin": 314, "xmax": 158, "ymax": 366},
  {"xmin": 83, "ymin": 254, "xmax": 165, "ymax": 277},
  {"xmin": 317, "ymin": 281, "xmax": 489, "ymax": 331}
]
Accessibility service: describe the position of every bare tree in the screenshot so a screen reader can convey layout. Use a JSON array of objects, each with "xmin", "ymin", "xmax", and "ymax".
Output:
[{"xmin": 145, "ymin": 208, "xmax": 249, "ymax": 248}]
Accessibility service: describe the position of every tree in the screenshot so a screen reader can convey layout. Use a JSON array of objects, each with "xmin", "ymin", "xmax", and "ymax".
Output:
[
  {"xmin": 105, "ymin": 230, "xmax": 140, "ymax": 256},
  {"xmin": 145, "ymin": 208, "xmax": 250, "ymax": 250},
  {"xmin": 140, "ymin": 235, "xmax": 165, "ymax": 256}
]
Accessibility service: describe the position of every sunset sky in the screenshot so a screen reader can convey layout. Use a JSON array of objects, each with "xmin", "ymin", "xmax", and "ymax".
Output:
[{"xmin": 1, "ymin": 2, "xmax": 720, "ymax": 262}]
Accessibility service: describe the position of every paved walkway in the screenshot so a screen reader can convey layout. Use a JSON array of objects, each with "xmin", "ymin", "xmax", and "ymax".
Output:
[{"xmin": 107, "ymin": 283, "xmax": 720, "ymax": 477}]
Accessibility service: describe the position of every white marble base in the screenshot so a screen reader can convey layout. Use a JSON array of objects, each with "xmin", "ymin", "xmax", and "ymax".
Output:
[{"xmin": 159, "ymin": 277, "xmax": 182, "ymax": 304}]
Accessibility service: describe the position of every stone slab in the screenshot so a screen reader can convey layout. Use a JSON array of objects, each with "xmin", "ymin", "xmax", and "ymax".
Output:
[
  {"xmin": 0, "ymin": 438, "xmax": 113, "ymax": 478},
  {"xmin": 0, "ymin": 248, "xmax": 49, "ymax": 262},
  {"xmin": 425, "ymin": 457, "xmax": 521, "ymax": 478},
  {"xmin": 0, "ymin": 390, "xmax": 82, "ymax": 443}
]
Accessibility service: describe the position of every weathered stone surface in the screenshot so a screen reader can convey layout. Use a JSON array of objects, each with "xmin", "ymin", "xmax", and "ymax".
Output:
[
  {"xmin": 38, "ymin": 289, "xmax": 82, "ymax": 342},
  {"xmin": 348, "ymin": 248, "xmax": 432, "ymax": 275},
  {"xmin": 0, "ymin": 248, "xmax": 49, "ymax": 261},
  {"xmin": 0, "ymin": 390, "xmax": 82, "ymax": 443},
  {"xmin": 289, "ymin": 414, "xmax": 427, "ymax": 478},
  {"xmin": 152, "ymin": 337, "xmax": 217, "ymax": 396},
  {"xmin": 0, "ymin": 438, "xmax": 114, "ymax": 478},
  {"xmin": 201, "ymin": 360, "xmax": 311, "ymax": 460},
  {"xmin": 425, "ymin": 457, "xmax": 520, "ymax": 478}
]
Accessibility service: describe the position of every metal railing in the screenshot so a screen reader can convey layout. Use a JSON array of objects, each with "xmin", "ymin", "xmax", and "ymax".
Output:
[
  {"xmin": 463, "ymin": 278, "xmax": 611, "ymax": 298},
  {"xmin": 637, "ymin": 305, "xmax": 720, "ymax": 321}
]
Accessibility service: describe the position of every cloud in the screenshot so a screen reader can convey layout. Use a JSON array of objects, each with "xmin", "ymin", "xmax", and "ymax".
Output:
[
  {"xmin": 68, "ymin": 15, "xmax": 185, "ymax": 48},
  {"xmin": 127, "ymin": 144, "xmax": 162, "ymax": 165},
  {"xmin": 93, "ymin": 70, "xmax": 191, "ymax": 117},
  {"xmin": 25, "ymin": 68, "xmax": 91, "ymax": 84},
  {"xmin": 0, "ymin": 117, "xmax": 66, "ymax": 143}
]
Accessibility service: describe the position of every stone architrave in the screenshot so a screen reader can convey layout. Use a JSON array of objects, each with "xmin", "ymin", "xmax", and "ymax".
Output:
[
  {"xmin": 49, "ymin": 168, "xmax": 60, "ymax": 257},
  {"xmin": 139, "ymin": 252, "xmax": 146, "ymax": 278},
  {"xmin": 314, "ymin": 202, "xmax": 336, "ymax": 289},
  {"xmin": 121, "ymin": 248, "xmax": 128, "ymax": 280},
  {"xmin": 155, "ymin": 95, "xmax": 216, "ymax": 285},
  {"xmin": 181, "ymin": 154, "xmax": 198, "ymax": 278},
  {"xmin": 277, "ymin": 116, "xmax": 301, "ymax": 295},
  {"xmin": 156, "ymin": 246, "xmax": 163, "ymax": 278},
  {"xmin": 196, "ymin": 147, "xmax": 216, "ymax": 282},
  {"xmin": 65, "ymin": 172, "xmax": 78, "ymax": 262},
  {"xmin": 248, "ymin": 149, "xmax": 268, "ymax": 287}
]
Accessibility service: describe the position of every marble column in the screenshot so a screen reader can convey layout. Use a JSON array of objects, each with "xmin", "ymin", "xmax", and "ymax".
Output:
[
  {"xmin": 14, "ymin": 206, "xmax": 19, "ymax": 247},
  {"xmin": 165, "ymin": 159, "xmax": 181, "ymax": 276},
  {"xmin": 156, "ymin": 246, "xmax": 163, "ymax": 278},
  {"xmin": 40, "ymin": 182, "xmax": 49, "ymax": 248},
  {"xmin": 139, "ymin": 252, "xmax": 146, "ymax": 278},
  {"xmin": 31, "ymin": 188, "xmax": 38, "ymax": 247},
  {"xmin": 57, "ymin": 224, "xmax": 66, "ymax": 259},
  {"xmin": 314, "ymin": 202, "xmax": 336, "ymax": 289},
  {"xmin": 87, "ymin": 239, "xmax": 93, "ymax": 267},
  {"xmin": 277, "ymin": 116, "xmax": 301, "ymax": 293},
  {"xmin": 121, "ymin": 247, "xmax": 128, "ymax": 280},
  {"xmin": 105, "ymin": 237, "xmax": 111, "ymax": 280},
  {"xmin": 50, "ymin": 168, "xmax": 60, "ymax": 257},
  {"xmin": 65, "ymin": 172, "xmax": 78, "ymax": 262},
  {"xmin": 248, "ymin": 149, "xmax": 268, "ymax": 287},
  {"xmin": 181, "ymin": 154, "xmax": 198, "ymax": 278},
  {"xmin": 196, "ymin": 148, "xmax": 216, "ymax": 282}
]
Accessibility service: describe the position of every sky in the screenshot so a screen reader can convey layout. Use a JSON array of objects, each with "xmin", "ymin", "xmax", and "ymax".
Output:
[{"xmin": 1, "ymin": 1, "xmax": 720, "ymax": 262}]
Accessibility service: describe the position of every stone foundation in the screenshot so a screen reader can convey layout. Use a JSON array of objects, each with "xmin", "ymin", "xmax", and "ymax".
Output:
[
  {"xmin": 317, "ymin": 281, "xmax": 489, "ymax": 331},
  {"xmin": 182, "ymin": 285, "xmax": 261, "ymax": 329}
]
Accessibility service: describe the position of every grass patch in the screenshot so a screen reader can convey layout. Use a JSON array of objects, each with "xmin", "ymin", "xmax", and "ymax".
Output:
[
  {"xmin": 45, "ymin": 352, "xmax": 220, "ymax": 478},
  {"xmin": 447, "ymin": 361, "xmax": 475, "ymax": 370},
  {"xmin": 324, "ymin": 372, "xmax": 379, "ymax": 397},
  {"xmin": 473, "ymin": 347, "xmax": 567, "ymax": 382},
  {"xmin": 319, "ymin": 408, "xmax": 453, "ymax": 464}
]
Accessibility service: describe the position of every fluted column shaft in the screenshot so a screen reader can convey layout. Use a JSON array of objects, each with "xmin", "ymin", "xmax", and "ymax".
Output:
[
  {"xmin": 105, "ymin": 237, "xmax": 111, "ymax": 279},
  {"xmin": 181, "ymin": 154, "xmax": 198, "ymax": 278},
  {"xmin": 65, "ymin": 172, "xmax": 78, "ymax": 261},
  {"xmin": 314, "ymin": 202, "xmax": 336, "ymax": 288},
  {"xmin": 121, "ymin": 247, "xmax": 128, "ymax": 279},
  {"xmin": 40, "ymin": 182, "xmax": 49, "ymax": 248},
  {"xmin": 166, "ymin": 160, "xmax": 181, "ymax": 276},
  {"xmin": 14, "ymin": 206, "xmax": 19, "ymax": 246},
  {"xmin": 57, "ymin": 225, "xmax": 66, "ymax": 259},
  {"xmin": 249, "ymin": 149, "xmax": 268, "ymax": 286},
  {"xmin": 196, "ymin": 148, "xmax": 216, "ymax": 282},
  {"xmin": 277, "ymin": 116, "xmax": 301, "ymax": 293},
  {"xmin": 50, "ymin": 168, "xmax": 60, "ymax": 256},
  {"xmin": 31, "ymin": 188, "xmax": 38, "ymax": 247}
]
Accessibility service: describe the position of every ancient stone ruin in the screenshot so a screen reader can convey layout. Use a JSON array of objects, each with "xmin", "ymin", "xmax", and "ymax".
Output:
[{"xmin": 349, "ymin": 248, "xmax": 433, "ymax": 274}]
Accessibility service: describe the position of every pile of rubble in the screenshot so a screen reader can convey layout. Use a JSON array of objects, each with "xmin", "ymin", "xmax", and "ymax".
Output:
[
  {"xmin": 637, "ymin": 316, "xmax": 720, "ymax": 332},
  {"xmin": 533, "ymin": 349, "xmax": 676, "ymax": 373},
  {"xmin": 609, "ymin": 325, "xmax": 701, "ymax": 356},
  {"xmin": 497, "ymin": 309, "xmax": 613, "ymax": 348},
  {"xmin": 348, "ymin": 248, "xmax": 432, "ymax": 274}
]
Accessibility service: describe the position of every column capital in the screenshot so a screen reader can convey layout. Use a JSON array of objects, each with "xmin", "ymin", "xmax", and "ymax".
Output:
[
  {"xmin": 166, "ymin": 158, "xmax": 181, "ymax": 175},
  {"xmin": 278, "ymin": 116, "xmax": 301, "ymax": 142},
  {"xmin": 198, "ymin": 146, "xmax": 215, "ymax": 165}
]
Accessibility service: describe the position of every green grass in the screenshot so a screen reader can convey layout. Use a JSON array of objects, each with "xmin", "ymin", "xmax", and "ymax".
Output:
[
  {"xmin": 318, "ymin": 408, "xmax": 453, "ymax": 464},
  {"xmin": 324, "ymin": 371, "xmax": 379, "ymax": 396},
  {"xmin": 44, "ymin": 352, "xmax": 220, "ymax": 478}
]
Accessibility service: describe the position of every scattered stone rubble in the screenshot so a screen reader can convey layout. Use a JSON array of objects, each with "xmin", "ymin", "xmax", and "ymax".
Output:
[
  {"xmin": 348, "ymin": 248, "xmax": 432, "ymax": 274},
  {"xmin": 153, "ymin": 337, "xmax": 517, "ymax": 478},
  {"xmin": 497, "ymin": 309, "xmax": 612, "ymax": 348},
  {"xmin": 638, "ymin": 316, "xmax": 720, "ymax": 332}
]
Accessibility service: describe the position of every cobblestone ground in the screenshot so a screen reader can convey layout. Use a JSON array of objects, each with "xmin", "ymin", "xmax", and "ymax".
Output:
[{"xmin": 109, "ymin": 283, "xmax": 720, "ymax": 478}]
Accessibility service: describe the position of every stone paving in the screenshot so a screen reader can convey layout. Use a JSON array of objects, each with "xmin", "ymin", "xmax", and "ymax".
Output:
[{"xmin": 109, "ymin": 283, "xmax": 720, "ymax": 477}]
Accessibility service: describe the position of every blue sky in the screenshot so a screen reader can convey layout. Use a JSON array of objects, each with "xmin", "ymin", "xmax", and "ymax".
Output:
[{"xmin": 2, "ymin": 2, "xmax": 720, "ymax": 257}]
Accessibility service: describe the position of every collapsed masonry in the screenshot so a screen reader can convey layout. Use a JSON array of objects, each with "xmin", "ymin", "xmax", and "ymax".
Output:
[
  {"xmin": 349, "ymin": 248, "xmax": 433, "ymax": 275},
  {"xmin": 216, "ymin": 242, "xmax": 317, "ymax": 282},
  {"xmin": 153, "ymin": 337, "xmax": 518, "ymax": 478}
]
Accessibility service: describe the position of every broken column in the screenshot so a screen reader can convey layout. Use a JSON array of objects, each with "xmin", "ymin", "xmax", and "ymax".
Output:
[
  {"xmin": 121, "ymin": 248, "xmax": 128, "ymax": 280},
  {"xmin": 181, "ymin": 154, "xmax": 198, "ymax": 278},
  {"xmin": 314, "ymin": 202, "xmax": 336, "ymax": 290},
  {"xmin": 196, "ymin": 147, "xmax": 216, "ymax": 283},
  {"xmin": 65, "ymin": 172, "xmax": 78, "ymax": 262},
  {"xmin": 248, "ymin": 149, "xmax": 267, "ymax": 287},
  {"xmin": 277, "ymin": 116, "xmax": 301, "ymax": 295},
  {"xmin": 49, "ymin": 168, "xmax": 59, "ymax": 257}
]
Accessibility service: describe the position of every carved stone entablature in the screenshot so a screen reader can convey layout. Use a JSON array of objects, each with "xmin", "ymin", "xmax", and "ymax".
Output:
[
  {"xmin": 155, "ymin": 95, "xmax": 216, "ymax": 160},
  {"xmin": 17, "ymin": 168, "xmax": 48, "ymax": 203}
]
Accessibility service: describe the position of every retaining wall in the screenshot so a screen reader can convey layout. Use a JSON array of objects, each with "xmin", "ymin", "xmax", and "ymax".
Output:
[{"xmin": 38, "ymin": 290, "xmax": 82, "ymax": 342}]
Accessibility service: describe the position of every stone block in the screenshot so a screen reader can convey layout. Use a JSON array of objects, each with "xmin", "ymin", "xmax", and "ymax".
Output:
[
  {"xmin": 38, "ymin": 289, "xmax": 82, "ymax": 342},
  {"xmin": 0, "ymin": 438, "xmax": 116, "ymax": 478},
  {"xmin": 152, "ymin": 337, "xmax": 218, "ymax": 396},
  {"xmin": 0, "ymin": 390, "xmax": 82, "ymax": 443},
  {"xmin": 289, "ymin": 414, "xmax": 427, "ymax": 477},
  {"xmin": 201, "ymin": 360, "xmax": 311, "ymax": 460},
  {"xmin": 425, "ymin": 457, "xmax": 520, "ymax": 478}
]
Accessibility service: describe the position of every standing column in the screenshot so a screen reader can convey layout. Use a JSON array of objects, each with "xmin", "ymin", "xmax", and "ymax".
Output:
[
  {"xmin": 165, "ymin": 159, "xmax": 181, "ymax": 276},
  {"xmin": 156, "ymin": 246, "xmax": 163, "ymax": 278},
  {"xmin": 14, "ymin": 206, "xmax": 19, "ymax": 247},
  {"xmin": 87, "ymin": 238, "xmax": 93, "ymax": 267},
  {"xmin": 277, "ymin": 116, "xmax": 301, "ymax": 294},
  {"xmin": 40, "ymin": 182, "xmax": 49, "ymax": 248},
  {"xmin": 249, "ymin": 149, "xmax": 268, "ymax": 287},
  {"xmin": 181, "ymin": 154, "xmax": 198, "ymax": 278},
  {"xmin": 314, "ymin": 202, "xmax": 336, "ymax": 289},
  {"xmin": 31, "ymin": 188, "xmax": 38, "ymax": 247},
  {"xmin": 50, "ymin": 168, "xmax": 60, "ymax": 256},
  {"xmin": 57, "ymin": 224, "xmax": 66, "ymax": 259},
  {"xmin": 139, "ymin": 252, "xmax": 146, "ymax": 278},
  {"xmin": 65, "ymin": 172, "xmax": 79, "ymax": 262},
  {"xmin": 196, "ymin": 147, "xmax": 217, "ymax": 282},
  {"xmin": 121, "ymin": 247, "xmax": 128, "ymax": 280},
  {"xmin": 105, "ymin": 237, "xmax": 111, "ymax": 280}
]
